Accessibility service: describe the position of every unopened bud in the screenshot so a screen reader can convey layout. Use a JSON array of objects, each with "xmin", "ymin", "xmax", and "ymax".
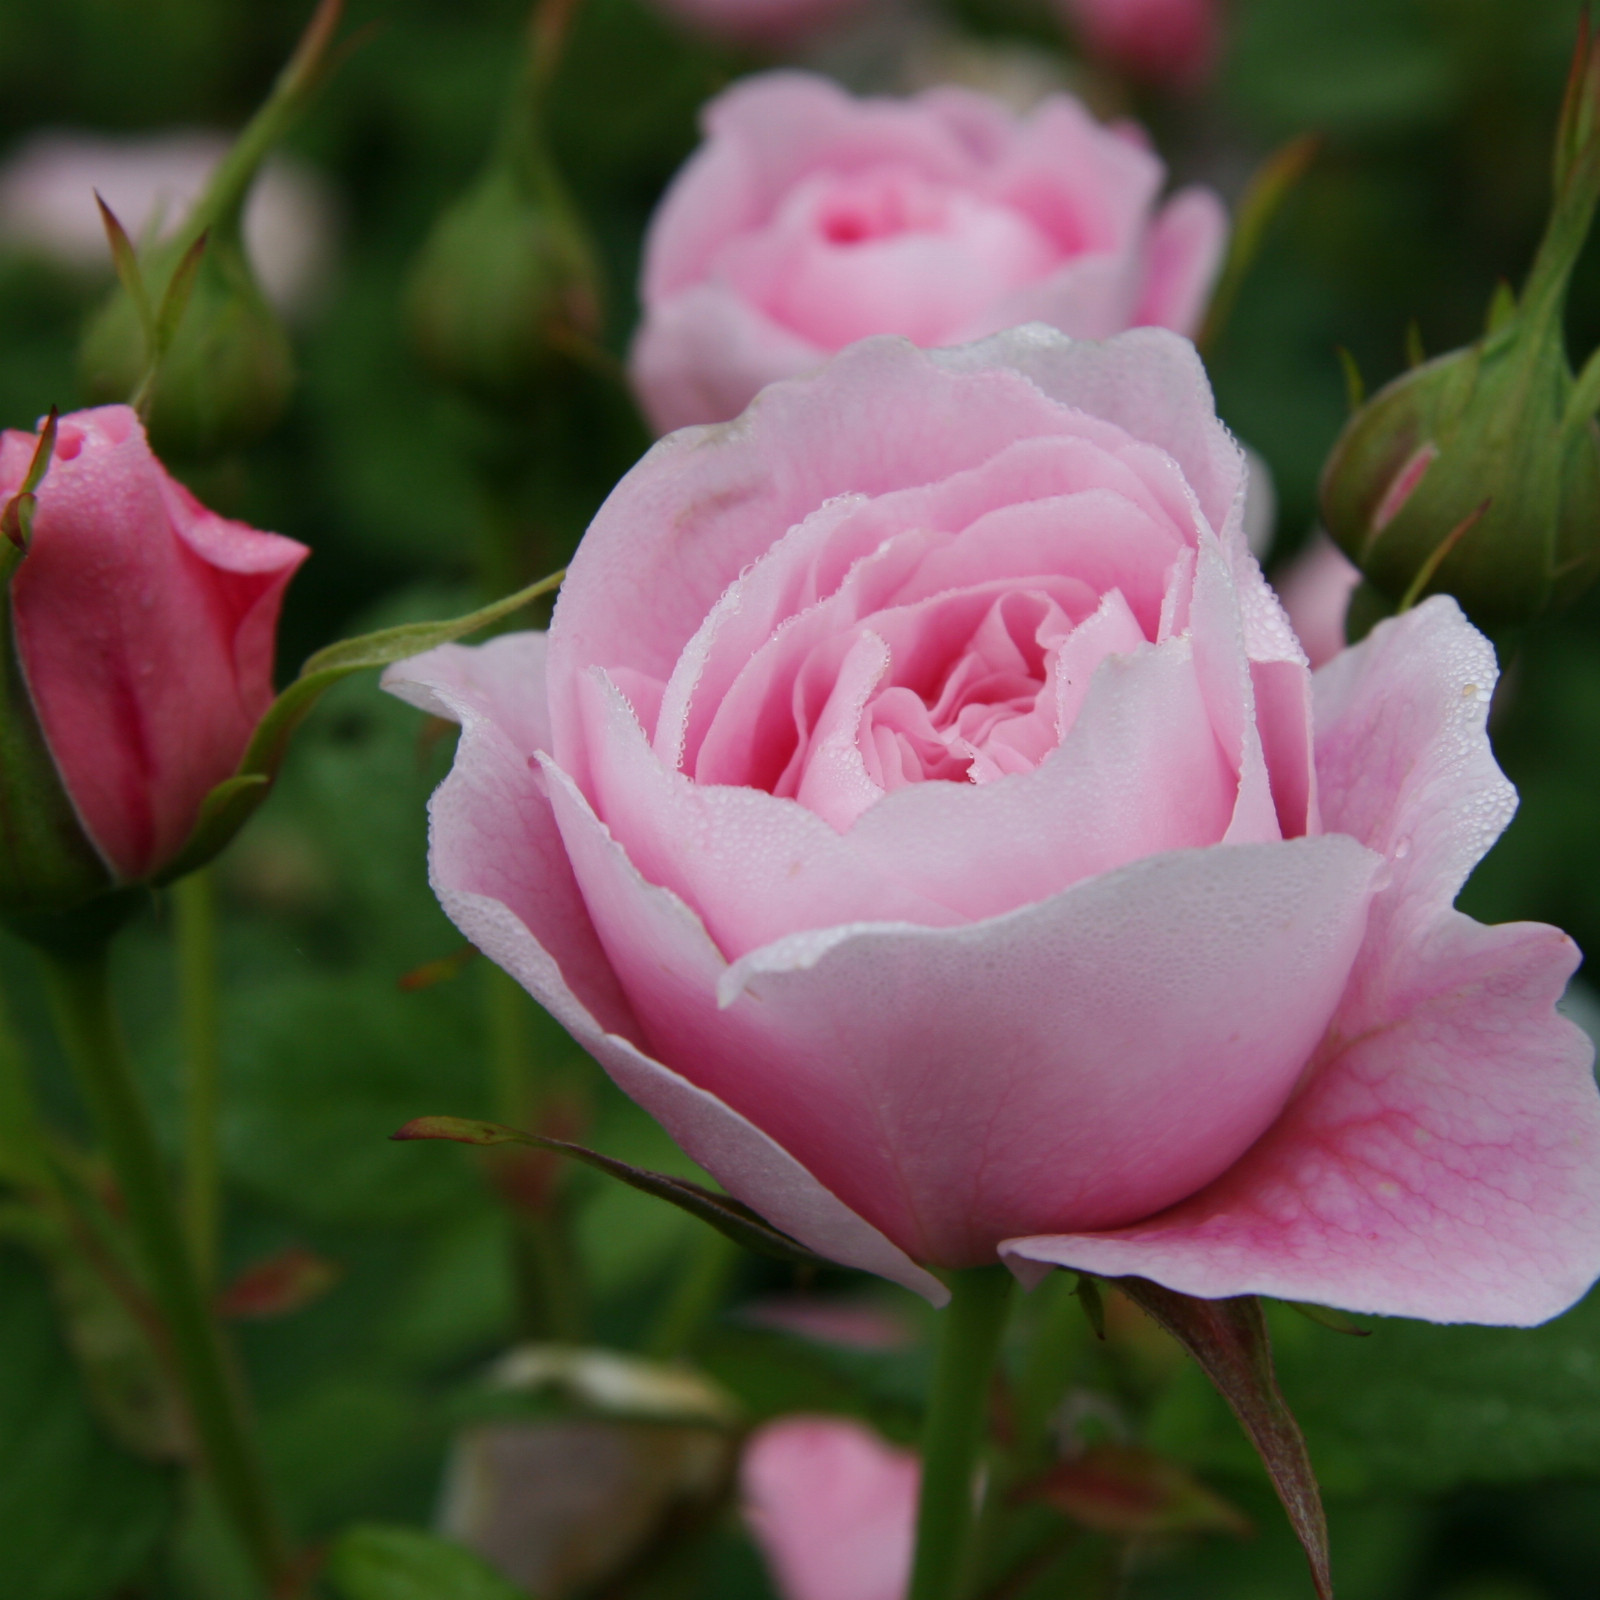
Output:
[
  {"xmin": 407, "ymin": 159, "xmax": 601, "ymax": 404},
  {"xmin": 79, "ymin": 227, "xmax": 294, "ymax": 463},
  {"xmin": 1320, "ymin": 18, "xmax": 1600, "ymax": 635}
]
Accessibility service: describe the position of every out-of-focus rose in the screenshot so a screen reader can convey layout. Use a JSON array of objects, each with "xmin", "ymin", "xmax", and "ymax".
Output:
[
  {"xmin": 0, "ymin": 130, "xmax": 335, "ymax": 316},
  {"xmin": 1274, "ymin": 533, "xmax": 1360, "ymax": 670},
  {"xmin": 1057, "ymin": 0, "xmax": 1221, "ymax": 89},
  {"xmin": 0, "ymin": 406, "xmax": 306, "ymax": 893},
  {"xmin": 629, "ymin": 72, "xmax": 1227, "ymax": 432},
  {"xmin": 644, "ymin": 0, "xmax": 868, "ymax": 48},
  {"xmin": 388, "ymin": 326, "xmax": 1600, "ymax": 1324},
  {"xmin": 742, "ymin": 1417, "xmax": 916, "ymax": 1600}
]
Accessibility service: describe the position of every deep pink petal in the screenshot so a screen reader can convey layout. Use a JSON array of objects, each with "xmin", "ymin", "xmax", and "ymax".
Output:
[
  {"xmin": 6, "ymin": 406, "xmax": 305, "ymax": 880},
  {"xmin": 742, "ymin": 1417, "xmax": 917, "ymax": 1600}
]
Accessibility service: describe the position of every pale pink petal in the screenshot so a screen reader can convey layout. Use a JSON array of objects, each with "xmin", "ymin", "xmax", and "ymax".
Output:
[
  {"xmin": 544, "ymin": 710, "xmax": 1379, "ymax": 1264},
  {"xmin": 931, "ymin": 326, "xmax": 1244, "ymax": 548},
  {"xmin": 382, "ymin": 639, "xmax": 945, "ymax": 1304},
  {"xmin": 1003, "ymin": 916, "xmax": 1600, "ymax": 1324},
  {"xmin": 1133, "ymin": 186, "xmax": 1228, "ymax": 337},
  {"xmin": 554, "ymin": 337, "xmax": 1091, "ymax": 773},
  {"xmin": 629, "ymin": 285, "xmax": 825, "ymax": 435},
  {"xmin": 1002, "ymin": 602, "xmax": 1600, "ymax": 1323},
  {"xmin": 742, "ymin": 1418, "xmax": 917, "ymax": 1600}
]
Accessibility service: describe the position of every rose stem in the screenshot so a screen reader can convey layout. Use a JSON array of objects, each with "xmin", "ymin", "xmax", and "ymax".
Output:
[
  {"xmin": 175, "ymin": 868, "xmax": 222, "ymax": 1286},
  {"xmin": 485, "ymin": 960, "xmax": 585, "ymax": 1341},
  {"xmin": 645, "ymin": 1228, "xmax": 738, "ymax": 1361},
  {"xmin": 908, "ymin": 1262, "xmax": 1017, "ymax": 1600},
  {"xmin": 39, "ymin": 938, "xmax": 292, "ymax": 1593}
]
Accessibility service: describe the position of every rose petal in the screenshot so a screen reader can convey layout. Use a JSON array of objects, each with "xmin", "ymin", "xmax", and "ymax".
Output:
[{"xmin": 382, "ymin": 639, "xmax": 945, "ymax": 1303}]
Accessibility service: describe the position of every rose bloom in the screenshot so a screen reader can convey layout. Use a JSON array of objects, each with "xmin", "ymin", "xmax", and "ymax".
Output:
[
  {"xmin": 1273, "ymin": 532, "xmax": 1362, "ymax": 671},
  {"xmin": 1, "ymin": 405, "xmax": 306, "ymax": 883},
  {"xmin": 389, "ymin": 327, "xmax": 1600, "ymax": 1323},
  {"xmin": 742, "ymin": 1417, "xmax": 916, "ymax": 1600},
  {"xmin": 1058, "ymin": 0, "xmax": 1222, "ymax": 90},
  {"xmin": 630, "ymin": 72, "xmax": 1227, "ymax": 433}
]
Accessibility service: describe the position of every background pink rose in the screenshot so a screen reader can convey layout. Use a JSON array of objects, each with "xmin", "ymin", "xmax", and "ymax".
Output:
[
  {"xmin": 741, "ymin": 1417, "xmax": 917, "ymax": 1600},
  {"xmin": 389, "ymin": 326, "xmax": 1600, "ymax": 1325},
  {"xmin": 629, "ymin": 72, "xmax": 1228, "ymax": 432},
  {"xmin": 1274, "ymin": 532, "xmax": 1361, "ymax": 669},
  {"xmin": 1058, "ymin": 0, "xmax": 1222, "ymax": 89},
  {"xmin": 1, "ymin": 405, "xmax": 306, "ymax": 883}
]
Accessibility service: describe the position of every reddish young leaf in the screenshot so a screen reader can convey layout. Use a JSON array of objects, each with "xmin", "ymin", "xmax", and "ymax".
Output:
[
  {"xmin": 216, "ymin": 1246, "xmax": 341, "ymax": 1321},
  {"xmin": 1022, "ymin": 1441, "xmax": 1251, "ymax": 1539},
  {"xmin": 1113, "ymin": 1278, "xmax": 1331, "ymax": 1598}
]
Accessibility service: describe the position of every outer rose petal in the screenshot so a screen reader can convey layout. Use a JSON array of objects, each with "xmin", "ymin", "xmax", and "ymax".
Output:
[
  {"xmin": 742, "ymin": 1418, "xmax": 917, "ymax": 1600},
  {"xmin": 629, "ymin": 285, "xmax": 825, "ymax": 437},
  {"xmin": 540, "ymin": 712, "xmax": 1380, "ymax": 1266},
  {"xmin": 3, "ymin": 406, "xmax": 305, "ymax": 881},
  {"xmin": 1003, "ymin": 603, "xmax": 1600, "ymax": 1324},
  {"xmin": 381, "ymin": 638, "xmax": 946, "ymax": 1305},
  {"xmin": 1134, "ymin": 186, "xmax": 1229, "ymax": 337}
]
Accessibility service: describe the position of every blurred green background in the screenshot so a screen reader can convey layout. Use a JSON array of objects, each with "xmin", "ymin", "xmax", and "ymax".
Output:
[{"xmin": 3, "ymin": 0, "xmax": 1600, "ymax": 1596}]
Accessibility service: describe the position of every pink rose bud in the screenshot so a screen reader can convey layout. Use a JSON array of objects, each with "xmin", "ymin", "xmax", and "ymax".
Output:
[
  {"xmin": 1057, "ymin": 0, "xmax": 1222, "ymax": 90},
  {"xmin": 388, "ymin": 326, "xmax": 1600, "ymax": 1326},
  {"xmin": 630, "ymin": 71, "xmax": 1228, "ymax": 432},
  {"xmin": 742, "ymin": 1418, "xmax": 917, "ymax": 1600},
  {"xmin": 0, "ymin": 406, "xmax": 306, "ymax": 906}
]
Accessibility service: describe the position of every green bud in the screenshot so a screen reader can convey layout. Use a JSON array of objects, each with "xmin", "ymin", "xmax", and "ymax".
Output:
[
  {"xmin": 1320, "ymin": 19, "xmax": 1600, "ymax": 635},
  {"xmin": 75, "ymin": 0, "xmax": 345, "ymax": 464},
  {"xmin": 407, "ymin": 165, "xmax": 601, "ymax": 403},
  {"xmin": 405, "ymin": 5, "xmax": 602, "ymax": 403},
  {"xmin": 79, "ymin": 228, "xmax": 294, "ymax": 464}
]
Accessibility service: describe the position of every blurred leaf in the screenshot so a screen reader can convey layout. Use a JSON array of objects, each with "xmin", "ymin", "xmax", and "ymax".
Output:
[
  {"xmin": 1267, "ymin": 1288, "xmax": 1600, "ymax": 1495},
  {"xmin": 217, "ymin": 1245, "xmax": 342, "ymax": 1321},
  {"xmin": 1022, "ymin": 1442, "xmax": 1251, "ymax": 1538},
  {"xmin": 326, "ymin": 1522, "xmax": 529, "ymax": 1600},
  {"xmin": 1115, "ymin": 1279, "xmax": 1330, "ymax": 1600},
  {"xmin": 0, "ymin": 1247, "xmax": 174, "ymax": 1600}
]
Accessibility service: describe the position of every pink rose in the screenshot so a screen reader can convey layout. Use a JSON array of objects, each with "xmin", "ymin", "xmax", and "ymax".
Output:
[
  {"xmin": 630, "ymin": 72, "xmax": 1228, "ymax": 433},
  {"xmin": 2, "ymin": 405, "xmax": 306, "ymax": 884},
  {"xmin": 1274, "ymin": 532, "xmax": 1361, "ymax": 670},
  {"xmin": 1058, "ymin": 0, "xmax": 1222, "ymax": 89},
  {"xmin": 387, "ymin": 327, "xmax": 1600, "ymax": 1324},
  {"xmin": 742, "ymin": 1417, "xmax": 916, "ymax": 1600}
]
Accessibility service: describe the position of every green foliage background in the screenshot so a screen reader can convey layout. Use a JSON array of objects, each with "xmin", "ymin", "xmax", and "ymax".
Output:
[{"xmin": 2, "ymin": 0, "xmax": 1600, "ymax": 1596}]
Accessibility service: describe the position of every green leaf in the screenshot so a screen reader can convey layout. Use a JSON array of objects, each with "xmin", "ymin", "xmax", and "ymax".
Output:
[
  {"xmin": 393, "ymin": 1115, "xmax": 829, "ymax": 1268},
  {"xmin": 1114, "ymin": 1277, "xmax": 1330, "ymax": 1600},
  {"xmin": 152, "ymin": 568, "xmax": 563, "ymax": 887},
  {"xmin": 1198, "ymin": 132, "xmax": 1320, "ymax": 355},
  {"xmin": 326, "ymin": 1524, "xmax": 529, "ymax": 1600},
  {"xmin": 0, "ymin": 1247, "xmax": 174, "ymax": 1600},
  {"xmin": 1266, "ymin": 1287, "xmax": 1600, "ymax": 1496}
]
